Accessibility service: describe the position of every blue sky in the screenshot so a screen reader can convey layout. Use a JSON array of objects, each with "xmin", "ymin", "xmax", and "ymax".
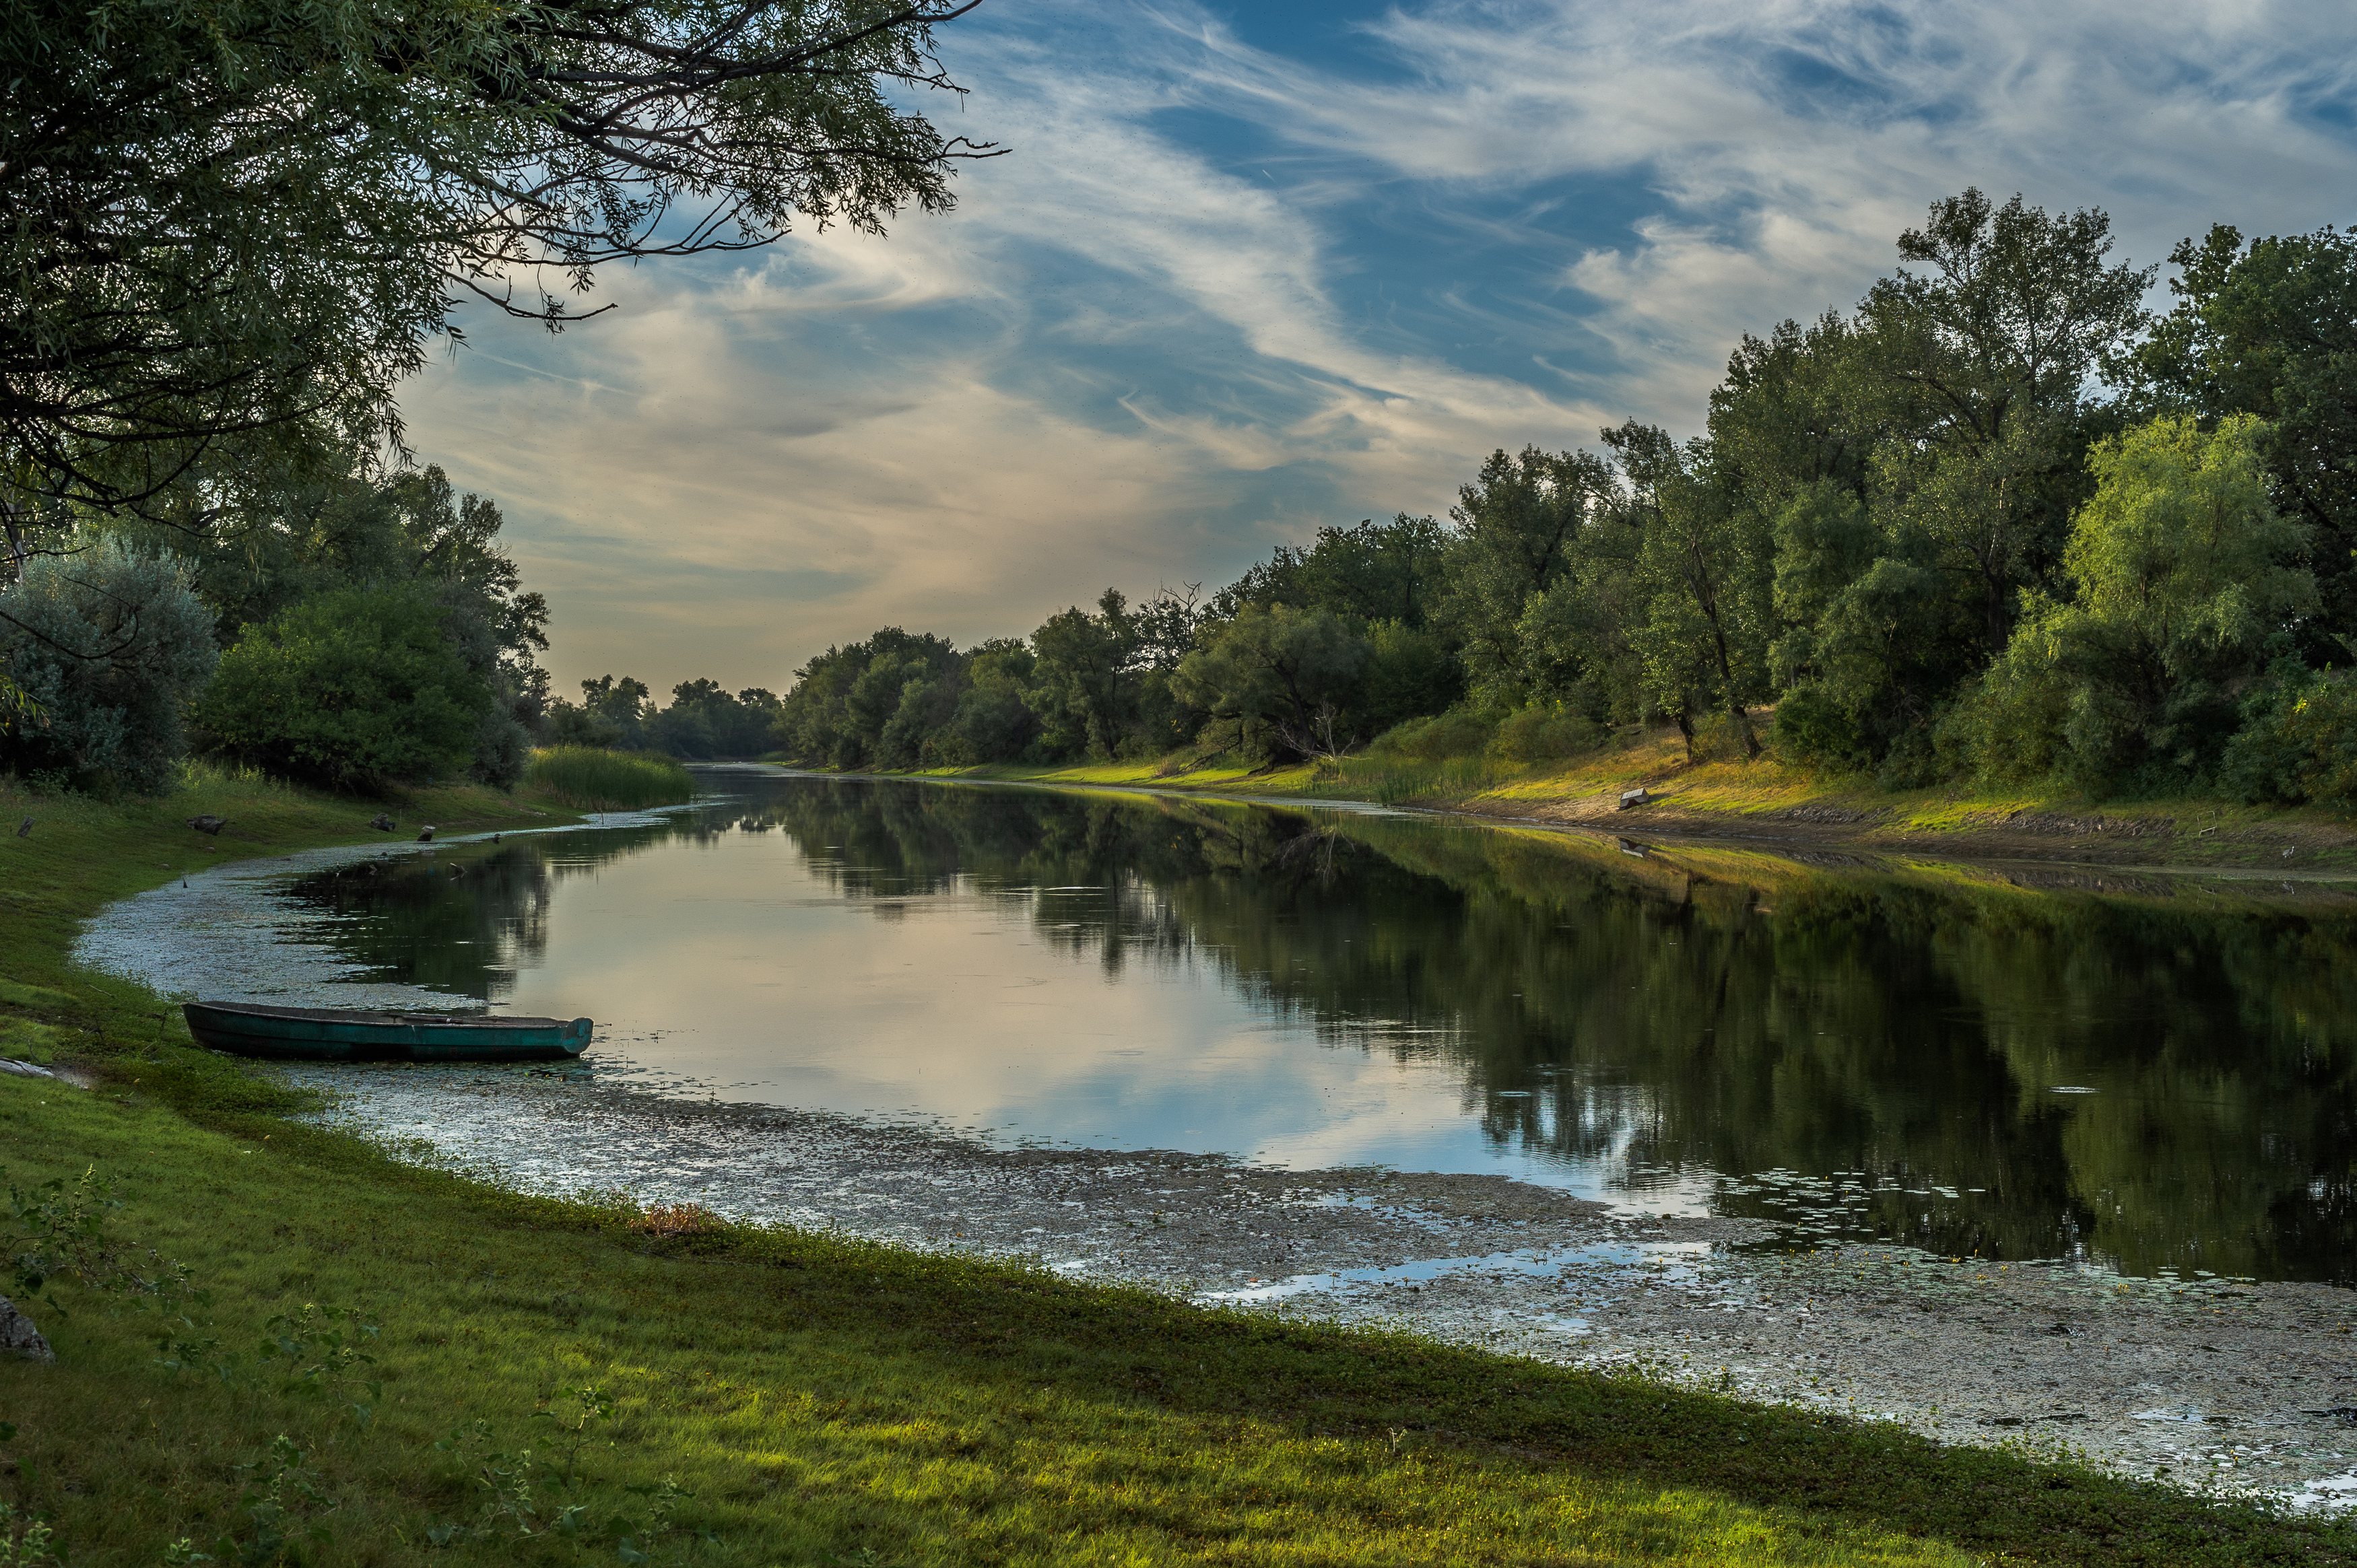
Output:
[{"xmin": 400, "ymin": 0, "xmax": 2357, "ymax": 697}]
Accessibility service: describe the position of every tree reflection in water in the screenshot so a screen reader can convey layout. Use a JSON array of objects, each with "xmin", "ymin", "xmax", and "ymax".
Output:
[{"xmin": 287, "ymin": 777, "xmax": 2357, "ymax": 1283}]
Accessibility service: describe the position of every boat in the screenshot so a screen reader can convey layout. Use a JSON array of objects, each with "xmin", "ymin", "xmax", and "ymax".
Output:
[{"xmin": 182, "ymin": 1000, "xmax": 593, "ymax": 1063}]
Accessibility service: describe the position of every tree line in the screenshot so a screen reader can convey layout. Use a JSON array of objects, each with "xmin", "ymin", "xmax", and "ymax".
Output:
[{"xmin": 715, "ymin": 191, "xmax": 2356, "ymax": 806}]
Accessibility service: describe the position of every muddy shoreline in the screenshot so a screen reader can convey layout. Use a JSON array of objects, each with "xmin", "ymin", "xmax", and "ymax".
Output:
[{"xmin": 294, "ymin": 1065, "xmax": 2357, "ymax": 1513}]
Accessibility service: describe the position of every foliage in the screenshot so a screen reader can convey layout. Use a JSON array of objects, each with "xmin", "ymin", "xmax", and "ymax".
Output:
[
  {"xmin": 1173, "ymin": 605, "xmax": 1372, "ymax": 760},
  {"xmin": 2132, "ymin": 223, "xmax": 2357, "ymax": 654},
  {"xmin": 1213, "ymin": 515, "xmax": 1451, "ymax": 629},
  {"xmin": 0, "ymin": 537, "xmax": 218, "ymax": 794},
  {"xmin": 1435, "ymin": 446, "xmax": 1612, "ymax": 701},
  {"xmin": 2222, "ymin": 669, "xmax": 2357, "ymax": 810},
  {"xmin": 197, "ymin": 586, "xmax": 490, "ymax": 788},
  {"xmin": 651, "ymin": 681, "xmax": 781, "ymax": 759},
  {"xmin": 1954, "ymin": 415, "xmax": 2311, "ymax": 792},
  {"xmin": 1, "ymin": 0, "xmax": 991, "ymax": 518},
  {"xmin": 1368, "ymin": 710, "xmax": 1498, "ymax": 761},
  {"xmin": 524, "ymin": 748, "xmax": 696, "ymax": 811}
]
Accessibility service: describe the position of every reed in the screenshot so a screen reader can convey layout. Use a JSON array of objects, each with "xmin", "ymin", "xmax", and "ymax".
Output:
[{"xmin": 522, "ymin": 747, "xmax": 695, "ymax": 809}]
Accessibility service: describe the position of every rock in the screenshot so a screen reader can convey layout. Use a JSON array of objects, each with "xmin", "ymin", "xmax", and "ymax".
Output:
[
  {"xmin": 0, "ymin": 1293, "xmax": 54, "ymax": 1362},
  {"xmin": 417, "ymin": 825, "xmax": 436, "ymax": 842},
  {"xmin": 370, "ymin": 813, "xmax": 396, "ymax": 831},
  {"xmin": 14, "ymin": 817, "xmax": 29, "ymax": 838},
  {"xmin": 187, "ymin": 814, "xmax": 227, "ymax": 835}
]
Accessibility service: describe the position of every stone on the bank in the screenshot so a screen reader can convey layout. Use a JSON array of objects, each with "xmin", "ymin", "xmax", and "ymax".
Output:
[{"xmin": 0, "ymin": 1294, "xmax": 54, "ymax": 1362}]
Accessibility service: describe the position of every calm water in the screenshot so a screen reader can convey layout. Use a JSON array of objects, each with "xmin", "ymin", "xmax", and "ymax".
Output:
[{"xmin": 284, "ymin": 774, "xmax": 2357, "ymax": 1283}]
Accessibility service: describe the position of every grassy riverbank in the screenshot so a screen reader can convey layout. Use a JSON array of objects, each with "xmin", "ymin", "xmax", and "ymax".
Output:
[
  {"xmin": 4, "ymin": 771, "xmax": 2354, "ymax": 1564},
  {"xmin": 896, "ymin": 728, "xmax": 2357, "ymax": 874}
]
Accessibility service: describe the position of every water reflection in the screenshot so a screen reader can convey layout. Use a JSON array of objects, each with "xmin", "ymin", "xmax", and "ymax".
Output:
[{"xmin": 284, "ymin": 776, "xmax": 2357, "ymax": 1283}]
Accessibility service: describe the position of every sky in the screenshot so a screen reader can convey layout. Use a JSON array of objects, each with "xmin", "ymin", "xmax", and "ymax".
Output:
[{"xmin": 397, "ymin": 0, "xmax": 2357, "ymax": 700}]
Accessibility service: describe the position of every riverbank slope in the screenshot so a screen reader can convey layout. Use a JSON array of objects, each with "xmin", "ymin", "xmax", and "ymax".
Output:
[
  {"xmin": 4, "ymin": 770, "xmax": 2352, "ymax": 1563},
  {"xmin": 897, "ymin": 733, "xmax": 2357, "ymax": 874}
]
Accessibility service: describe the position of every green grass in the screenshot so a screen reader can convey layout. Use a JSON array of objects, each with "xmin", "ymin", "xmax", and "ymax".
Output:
[
  {"xmin": 900, "ymin": 726, "xmax": 2357, "ymax": 872},
  {"xmin": 523, "ymin": 747, "xmax": 696, "ymax": 811},
  {"xmin": 7, "ymin": 1085, "xmax": 2353, "ymax": 1567},
  {"xmin": 3, "ymin": 764, "xmax": 2353, "ymax": 1564}
]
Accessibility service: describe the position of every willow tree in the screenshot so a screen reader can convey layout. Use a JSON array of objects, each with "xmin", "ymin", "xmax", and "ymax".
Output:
[{"xmin": 0, "ymin": 0, "xmax": 995, "ymax": 553}]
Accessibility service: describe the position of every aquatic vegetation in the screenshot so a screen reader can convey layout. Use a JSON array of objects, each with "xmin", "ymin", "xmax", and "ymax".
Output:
[{"xmin": 523, "ymin": 747, "xmax": 695, "ymax": 810}]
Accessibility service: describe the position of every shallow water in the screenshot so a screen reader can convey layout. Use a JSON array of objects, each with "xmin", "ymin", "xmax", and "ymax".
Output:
[{"xmin": 123, "ymin": 773, "xmax": 2357, "ymax": 1281}]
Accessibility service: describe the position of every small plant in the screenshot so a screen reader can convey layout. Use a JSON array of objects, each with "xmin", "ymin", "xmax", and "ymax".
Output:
[
  {"xmin": 5, "ymin": 1165, "xmax": 128, "ymax": 1316},
  {"xmin": 535, "ymin": 1384, "xmax": 618, "ymax": 1488},
  {"xmin": 429, "ymin": 1420, "xmax": 583, "ymax": 1544},
  {"xmin": 260, "ymin": 1303, "xmax": 382, "ymax": 1423},
  {"xmin": 0, "ymin": 1502, "xmax": 58, "ymax": 1568},
  {"xmin": 618, "ymin": 1474, "xmax": 715, "ymax": 1565},
  {"xmin": 217, "ymin": 1434, "xmax": 335, "ymax": 1565}
]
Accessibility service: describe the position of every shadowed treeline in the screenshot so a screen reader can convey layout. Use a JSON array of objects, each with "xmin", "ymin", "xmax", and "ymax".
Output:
[{"xmin": 289, "ymin": 778, "xmax": 2357, "ymax": 1281}]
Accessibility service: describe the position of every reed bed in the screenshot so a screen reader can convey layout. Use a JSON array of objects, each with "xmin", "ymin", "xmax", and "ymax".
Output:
[{"xmin": 523, "ymin": 746, "xmax": 695, "ymax": 809}]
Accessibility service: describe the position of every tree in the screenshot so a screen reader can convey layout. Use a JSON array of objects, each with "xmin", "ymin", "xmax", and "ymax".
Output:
[
  {"xmin": 0, "ymin": 537, "xmax": 217, "ymax": 792},
  {"xmin": 2131, "ymin": 224, "xmax": 2357, "ymax": 656},
  {"xmin": 107, "ymin": 460, "xmax": 550, "ymax": 783},
  {"xmin": 1857, "ymin": 189, "xmax": 2156, "ymax": 656},
  {"xmin": 1172, "ymin": 605, "xmax": 1371, "ymax": 761},
  {"xmin": 1957, "ymin": 415, "xmax": 2313, "ymax": 790},
  {"xmin": 198, "ymin": 586, "xmax": 491, "ymax": 787},
  {"xmin": 1213, "ymin": 516, "xmax": 1451, "ymax": 629},
  {"xmin": 1436, "ymin": 446, "xmax": 1612, "ymax": 698},
  {"xmin": 1030, "ymin": 590, "xmax": 1146, "ymax": 759},
  {"xmin": 1, "ymin": 0, "xmax": 996, "ymax": 523},
  {"xmin": 1605, "ymin": 422, "xmax": 1772, "ymax": 759}
]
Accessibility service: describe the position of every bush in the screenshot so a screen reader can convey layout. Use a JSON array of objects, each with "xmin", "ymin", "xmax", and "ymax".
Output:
[
  {"xmin": 0, "ymin": 535, "xmax": 218, "ymax": 794},
  {"xmin": 1491, "ymin": 704, "xmax": 1601, "ymax": 763},
  {"xmin": 197, "ymin": 585, "xmax": 490, "ymax": 787},
  {"xmin": 1768, "ymin": 685, "xmax": 1871, "ymax": 773},
  {"xmin": 2222, "ymin": 669, "xmax": 2357, "ymax": 809},
  {"xmin": 1368, "ymin": 709, "xmax": 1495, "ymax": 760},
  {"xmin": 525, "ymin": 747, "xmax": 696, "ymax": 809}
]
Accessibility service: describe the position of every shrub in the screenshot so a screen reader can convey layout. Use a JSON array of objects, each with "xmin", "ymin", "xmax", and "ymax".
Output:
[
  {"xmin": 1769, "ymin": 685, "xmax": 1871, "ymax": 773},
  {"xmin": 2222, "ymin": 669, "xmax": 2357, "ymax": 809},
  {"xmin": 1491, "ymin": 704, "xmax": 1601, "ymax": 763},
  {"xmin": 197, "ymin": 585, "xmax": 490, "ymax": 787},
  {"xmin": 0, "ymin": 535, "xmax": 218, "ymax": 794},
  {"xmin": 1368, "ymin": 709, "xmax": 1495, "ymax": 760},
  {"xmin": 524, "ymin": 747, "xmax": 695, "ymax": 809}
]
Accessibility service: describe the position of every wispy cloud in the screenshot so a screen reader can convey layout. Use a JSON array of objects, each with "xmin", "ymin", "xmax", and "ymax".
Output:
[{"xmin": 403, "ymin": 0, "xmax": 2357, "ymax": 693}]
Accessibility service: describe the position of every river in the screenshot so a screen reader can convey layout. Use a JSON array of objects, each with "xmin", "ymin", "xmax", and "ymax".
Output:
[{"xmin": 192, "ymin": 770, "xmax": 2357, "ymax": 1286}]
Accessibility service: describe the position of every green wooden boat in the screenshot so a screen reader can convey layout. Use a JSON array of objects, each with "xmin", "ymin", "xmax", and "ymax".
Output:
[{"xmin": 182, "ymin": 1000, "xmax": 593, "ymax": 1063}]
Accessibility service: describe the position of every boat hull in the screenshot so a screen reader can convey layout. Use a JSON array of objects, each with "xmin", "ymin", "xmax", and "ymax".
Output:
[{"xmin": 182, "ymin": 1002, "xmax": 592, "ymax": 1063}]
